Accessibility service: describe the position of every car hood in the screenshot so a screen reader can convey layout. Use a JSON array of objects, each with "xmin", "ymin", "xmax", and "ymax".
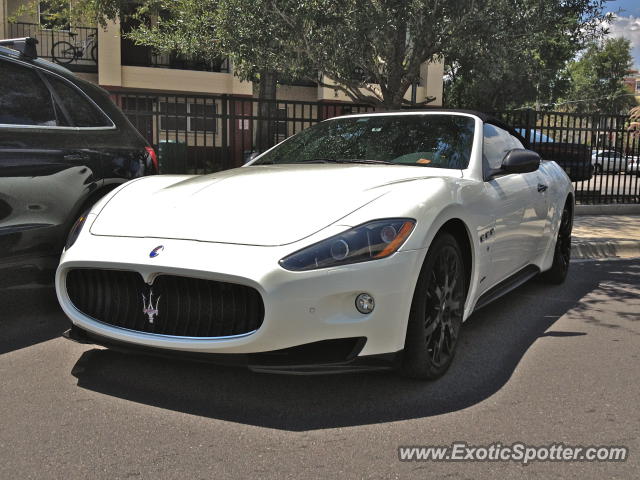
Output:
[{"xmin": 90, "ymin": 164, "xmax": 459, "ymax": 246}]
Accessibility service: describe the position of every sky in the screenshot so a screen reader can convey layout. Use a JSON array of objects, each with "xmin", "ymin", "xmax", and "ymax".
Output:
[{"xmin": 606, "ymin": 0, "xmax": 640, "ymax": 69}]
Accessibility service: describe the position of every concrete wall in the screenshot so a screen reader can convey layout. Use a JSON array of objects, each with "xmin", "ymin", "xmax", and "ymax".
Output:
[
  {"xmin": 316, "ymin": 60, "xmax": 444, "ymax": 106},
  {"xmin": 119, "ymin": 66, "xmax": 252, "ymax": 96},
  {"xmin": 97, "ymin": 20, "xmax": 121, "ymax": 87},
  {"xmin": 276, "ymin": 84, "xmax": 318, "ymax": 103},
  {"xmin": 97, "ymin": 18, "xmax": 252, "ymax": 96},
  {"xmin": 0, "ymin": 0, "xmax": 6, "ymax": 39}
]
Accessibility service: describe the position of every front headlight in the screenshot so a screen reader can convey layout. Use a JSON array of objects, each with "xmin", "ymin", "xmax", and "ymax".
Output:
[{"xmin": 279, "ymin": 218, "xmax": 416, "ymax": 271}]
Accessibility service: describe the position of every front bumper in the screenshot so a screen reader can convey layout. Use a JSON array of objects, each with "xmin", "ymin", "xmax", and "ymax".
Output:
[
  {"xmin": 64, "ymin": 325, "xmax": 401, "ymax": 374},
  {"xmin": 56, "ymin": 234, "xmax": 425, "ymax": 360}
]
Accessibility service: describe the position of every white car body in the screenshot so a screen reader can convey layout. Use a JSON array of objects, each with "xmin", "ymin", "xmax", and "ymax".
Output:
[{"xmin": 56, "ymin": 111, "xmax": 573, "ymax": 374}]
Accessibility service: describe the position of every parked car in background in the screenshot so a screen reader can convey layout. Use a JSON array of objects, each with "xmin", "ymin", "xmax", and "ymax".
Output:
[
  {"xmin": 591, "ymin": 150, "xmax": 628, "ymax": 174},
  {"xmin": 626, "ymin": 156, "xmax": 640, "ymax": 176},
  {"xmin": 515, "ymin": 128, "xmax": 556, "ymax": 145},
  {"xmin": 514, "ymin": 128, "xmax": 592, "ymax": 181},
  {"xmin": 0, "ymin": 38, "xmax": 157, "ymax": 286},
  {"xmin": 58, "ymin": 111, "xmax": 574, "ymax": 379}
]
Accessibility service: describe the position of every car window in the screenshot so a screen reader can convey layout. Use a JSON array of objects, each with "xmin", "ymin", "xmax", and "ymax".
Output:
[
  {"xmin": 483, "ymin": 124, "xmax": 524, "ymax": 172},
  {"xmin": 253, "ymin": 115, "xmax": 476, "ymax": 169},
  {"xmin": 45, "ymin": 73, "xmax": 112, "ymax": 128},
  {"xmin": 0, "ymin": 60, "xmax": 57, "ymax": 126}
]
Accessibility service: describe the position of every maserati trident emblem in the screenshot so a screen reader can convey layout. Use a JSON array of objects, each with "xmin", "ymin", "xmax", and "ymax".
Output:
[{"xmin": 142, "ymin": 290, "xmax": 161, "ymax": 324}]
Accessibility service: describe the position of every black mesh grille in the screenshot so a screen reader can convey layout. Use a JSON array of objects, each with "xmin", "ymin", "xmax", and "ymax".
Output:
[{"xmin": 65, "ymin": 269, "xmax": 264, "ymax": 337}]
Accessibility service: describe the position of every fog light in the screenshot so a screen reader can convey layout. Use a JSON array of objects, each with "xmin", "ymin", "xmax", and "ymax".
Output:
[{"xmin": 355, "ymin": 293, "xmax": 375, "ymax": 314}]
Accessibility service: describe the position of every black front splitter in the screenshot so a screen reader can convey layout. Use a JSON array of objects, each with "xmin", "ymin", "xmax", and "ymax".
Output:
[{"xmin": 63, "ymin": 325, "xmax": 401, "ymax": 375}]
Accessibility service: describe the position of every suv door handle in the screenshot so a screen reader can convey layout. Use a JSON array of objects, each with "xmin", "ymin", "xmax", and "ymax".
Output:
[{"xmin": 537, "ymin": 183, "xmax": 548, "ymax": 192}]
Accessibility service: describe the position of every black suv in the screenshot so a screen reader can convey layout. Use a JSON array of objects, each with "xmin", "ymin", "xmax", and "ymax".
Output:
[{"xmin": 0, "ymin": 38, "xmax": 157, "ymax": 286}]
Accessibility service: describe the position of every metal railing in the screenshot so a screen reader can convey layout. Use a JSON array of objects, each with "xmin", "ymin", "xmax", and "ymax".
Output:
[
  {"xmin": 494, "ymin": 110, "xmax": 640, "ymax": 204},
  {"xmin": 111, "ymin": 91, "xmax": 375, "ymax": 173},
  {"xmin": 110, "ymin": 93, "xmax": 640, "ymax": 204},
  {"xmin": 8, "ymin": 22, "xmax": 98, "ymax": 72},
  {"xmin": 120, "ymin": 38, "xmax": 230, "ymax": 73}
]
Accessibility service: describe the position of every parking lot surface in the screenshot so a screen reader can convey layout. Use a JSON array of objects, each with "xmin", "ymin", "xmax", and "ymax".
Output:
[{"xmin": 1, "ymin": 259, "xmax": 638, "ymax": 479}]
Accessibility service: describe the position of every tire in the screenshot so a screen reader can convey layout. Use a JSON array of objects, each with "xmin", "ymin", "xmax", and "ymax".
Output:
[
  {"xmin": 593, "ymin": 164, "xmax": 602, "ymax": 175},
  {"xmin": 90, "ymin": 44, "xmax": 98, "ymax": 63},
  {"xmin": 399, "ymin": 233, "xmax": 467, "ymax": 380},
  {"xmin": 541, "ymin": 200, "xmax": 572, "ymax": 284},
  {"xmin": 52, "ymin": 41, "xmax": 76, "ymax": 65}
]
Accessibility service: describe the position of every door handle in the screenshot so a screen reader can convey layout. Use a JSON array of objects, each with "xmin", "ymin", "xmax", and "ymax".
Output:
[{"xmin": 537, "ymin": 183, "xmax": 548, "ymax": 192}]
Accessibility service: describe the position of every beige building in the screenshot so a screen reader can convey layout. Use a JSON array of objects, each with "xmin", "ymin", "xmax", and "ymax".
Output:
[
  {"xmin": 2, "ymin": 0, "xmax": 445, "ymax": 169},
  {"xmin": 623, "ymin": 72, "xmax": 640, "ymax": 105},
  {"xmin": 1, "ymin": 1, "xmax": 444, "ymax": 103}
]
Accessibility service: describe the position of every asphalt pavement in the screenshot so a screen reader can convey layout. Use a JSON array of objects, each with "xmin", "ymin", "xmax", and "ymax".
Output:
[{"xmin": 0, "ymin": 258, "xmax": 638, "ymax": 479}]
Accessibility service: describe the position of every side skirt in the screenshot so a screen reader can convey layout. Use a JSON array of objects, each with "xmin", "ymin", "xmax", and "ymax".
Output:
[{"xmin": 473, "ymin": 264, "xmax": 540, "ymax": 312}]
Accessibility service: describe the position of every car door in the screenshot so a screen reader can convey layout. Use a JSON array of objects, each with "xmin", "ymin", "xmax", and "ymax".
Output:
[
  {"xmin": 480, "ymin": 124, "xmax": 548, "ymax": 287},
  {"xmin": 0, "ymin": 57, "xmax": 101, "ymax": 267}
]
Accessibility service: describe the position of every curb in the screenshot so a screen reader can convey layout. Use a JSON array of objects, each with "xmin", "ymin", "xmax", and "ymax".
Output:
[
  {"xmin": 572, "ymin": 239, "xmax": 640, "ymax": 260},
  {"xmin": 575, "ymin": 204, "xmax": 640, "ymax": 216}
]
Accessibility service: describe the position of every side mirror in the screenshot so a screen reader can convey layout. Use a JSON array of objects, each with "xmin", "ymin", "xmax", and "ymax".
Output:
[{"xmin": 501, "ymin": 148, "xmax": 540, "ymax": 174}]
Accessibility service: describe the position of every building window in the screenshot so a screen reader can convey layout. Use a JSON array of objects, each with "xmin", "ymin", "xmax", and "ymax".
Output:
[
  {"xmin": 159, "ymin": 102, "xmax": 217, "ymax": 133},
  {"xmin": 636, "ymin": 80, "xmax": 640, "ymax": 94},
  {"xmin": 39, "ymin": 1, "xmax": 70, "ymax": 30}
]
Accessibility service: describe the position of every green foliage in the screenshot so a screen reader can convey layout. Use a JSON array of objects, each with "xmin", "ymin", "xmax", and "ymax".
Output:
[
  {"xmin": 215, "ymin": 0, "xmax": 485, "ymax": 107},
  {"xmin": 44, "ymin": 0, "xmax": 610, "ymax": 110},
  {"xmin": 444, "ymin": 0, "xmax": 609, "ymax": 111},
  {"xmin": 560, "ymin": 37, "xmax": 636, "ymax": 114}
]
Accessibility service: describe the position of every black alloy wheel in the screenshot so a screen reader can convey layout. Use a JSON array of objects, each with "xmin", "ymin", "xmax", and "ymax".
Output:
[
  {"xmin": 541, "ymin": 201, "xmax": 572, "ymax": 284},
  {"xmin": 400, "ymin": 233, "xmax": 466, "ymax": 379}
]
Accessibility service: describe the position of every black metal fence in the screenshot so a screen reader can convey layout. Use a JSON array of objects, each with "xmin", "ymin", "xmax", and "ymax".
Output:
[
  {"xmin": 494, "ymin": 110, "xmax": 640, "ymax": 204},
  {"xmin": 110, "ymin": 91, "xmax": 640, "ymax": 204},
  {"xmin": 112, "ymin": 91, "xmax": 376, "ymax": 173},
  {"xmin": 8, "ymin": 22, "xmax": 98, "ymax": 72}
]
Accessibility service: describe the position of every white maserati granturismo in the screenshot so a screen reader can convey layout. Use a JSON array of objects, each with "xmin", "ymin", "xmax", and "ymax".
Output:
[{"xmin": 56, "ymin": 110, "xmax": 574, "ymax": 379}]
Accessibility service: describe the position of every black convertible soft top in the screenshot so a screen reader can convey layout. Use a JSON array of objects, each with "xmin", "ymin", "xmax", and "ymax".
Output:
[{"xmin": 354, "ymin": 108, "xmax": 531, "ymax": 149}]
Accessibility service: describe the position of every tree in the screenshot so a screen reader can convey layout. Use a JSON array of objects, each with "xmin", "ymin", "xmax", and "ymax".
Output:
[
  {"xmin": 560, "ymin": 37, "xmax": 636, "ymax": 114},
  {"xmin": 34, "ymin": 0, "xmax": 609, "ymax": 114},
  {"xmin": 444, "ymin": 0, "xmax": 609, "ymax": 111},
  {"xmin": 215, "ymin": 0, "xmax": 487, "ymax": 108},
  {"xmin": 110, "ymin": 0, "xmax": 485, "ymax": 109}
]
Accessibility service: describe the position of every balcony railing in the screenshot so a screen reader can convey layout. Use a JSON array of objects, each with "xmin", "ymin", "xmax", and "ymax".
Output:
[
  {"xmin": 120, "ymin": 40, "xmax": 230, "ymax": 73},
  {"xmin": 8, "ymin": 22, "xmax": 98, "ymax": 73}
]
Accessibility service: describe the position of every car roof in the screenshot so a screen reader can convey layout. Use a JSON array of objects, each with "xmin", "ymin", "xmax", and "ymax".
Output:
[{"xmin": 0, "ymin": 44, "xmax": 76, "ymax": 78}]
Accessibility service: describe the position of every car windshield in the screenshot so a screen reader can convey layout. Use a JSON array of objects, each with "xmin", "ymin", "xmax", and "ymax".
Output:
[{"xmin": 252, "ymin": 114, "xmax": 476, "ymax": 169}]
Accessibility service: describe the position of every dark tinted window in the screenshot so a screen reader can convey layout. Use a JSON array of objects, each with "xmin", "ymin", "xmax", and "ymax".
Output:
[
  {"xmin": 158, "ymin": 102, "xmax": 216, "ymax": 132},
  {"xmin": 45, "ymin": 74, "xmax": 112, "ymax": 127},
  {"xmin": 160, "ymin": 102, "xmax": 187, "ymax": 131},
  {"xmin": 254, "ymin": 114, "xmax": 476, "ymax": 169},
  {"xmin": 0, "ymin": 60, "xmax": 57, "ymax": 126}
]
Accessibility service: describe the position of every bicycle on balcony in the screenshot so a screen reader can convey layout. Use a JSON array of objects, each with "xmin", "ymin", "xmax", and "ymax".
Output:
[{"xmin": 51, "ymin": 32, "xmax": 97, "ymax": 65}]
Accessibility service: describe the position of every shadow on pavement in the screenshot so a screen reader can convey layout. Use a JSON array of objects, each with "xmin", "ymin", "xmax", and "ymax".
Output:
[
  {"xmin": 63, "ymin": 259, "xmax": 639, "ymax": 431},
  {"xmin": 0, "ymin": 285, "xmax": 68, "ymax": 355}
]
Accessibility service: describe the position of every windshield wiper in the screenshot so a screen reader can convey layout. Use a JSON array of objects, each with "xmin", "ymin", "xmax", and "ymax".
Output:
[{"xmin": 298, "ymin": 158, "xmax": 396, "ymax": 165}]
